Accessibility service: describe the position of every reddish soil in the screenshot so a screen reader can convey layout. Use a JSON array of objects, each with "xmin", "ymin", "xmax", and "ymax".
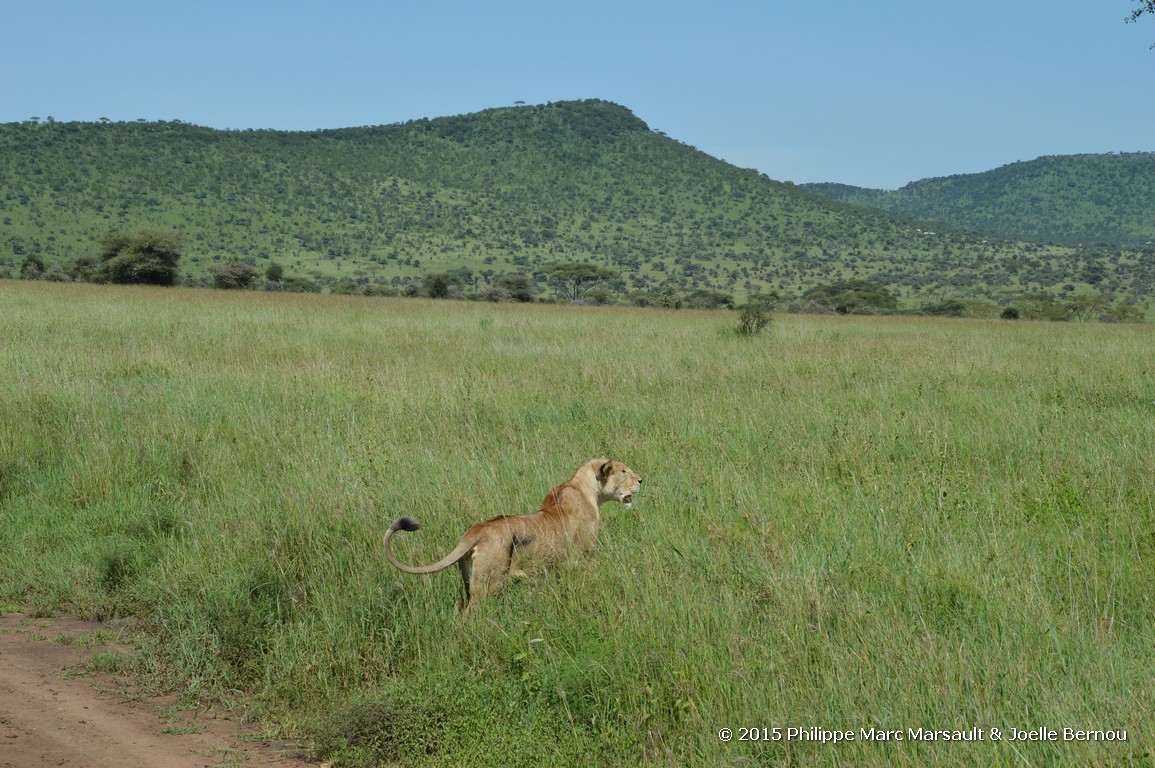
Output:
[{"xmin": 0, "ymin": 613, "xmax": 312, "ymax": 768}]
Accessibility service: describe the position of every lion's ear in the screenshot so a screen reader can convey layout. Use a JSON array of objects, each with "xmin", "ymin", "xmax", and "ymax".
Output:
[{"xmin": 597, "ymin": 460, "xmax": 613, "ymax": 482}]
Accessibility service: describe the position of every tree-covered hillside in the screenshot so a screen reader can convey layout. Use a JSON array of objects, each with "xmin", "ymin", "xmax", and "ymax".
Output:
[
  {"xmin": 804, "ymin": 153, "xmax": 1155, "ymax": 246},
  {"xmin": 2, "ymin": 102, "xmax": 1152, "ymax": 307}
]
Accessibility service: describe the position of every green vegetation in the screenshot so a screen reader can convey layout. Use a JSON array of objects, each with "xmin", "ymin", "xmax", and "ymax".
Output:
[
  {"xmin": 1130, "ymin": 0, "xmax": 1155, "ymax": 24},
  {"xmin": 797, "ymin": 279, "xmax": 899, "ymax": 315},
  {"xmin": 209, "ymin": 260, "xmax": 261, "ymax": 289},
  {"xmin": 540, "ymin": 262, "xmax": 619, "ymax": 302},
  {"xmin": 2, "ymin": 281, "xmax": 1151, "ymax": 767},
  {"xmin": 2, "ymin": 102, "xmax": 1152, "ymax": 312},
  {"xmin": 734, "ymin": 303, "xmax": 771, "ymax": 335},
  {"xmin": 804, "ymin": 153, "xmax": 1155, "ymax": 246},
  {"xmin": 97, "ymin": 226, "xmax": 184, "ymax": 285}
]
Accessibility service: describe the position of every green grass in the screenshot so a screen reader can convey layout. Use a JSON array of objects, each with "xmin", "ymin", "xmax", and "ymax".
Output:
[{"xmin": 1, "ymin": 280, "xmax": 1152, "ymax": 766}]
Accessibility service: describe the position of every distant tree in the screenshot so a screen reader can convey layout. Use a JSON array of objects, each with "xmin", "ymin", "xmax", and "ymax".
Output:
[
  {"xmin": 331, "ymin": 279, "xmax": 365, "ymax": 295},
  {"xmin": 281, "ymin": 275, "xmax": 319, "ymax": 293},
  {"xmin": 684, "ymin": 288, "xmax": 734, "ymax": 309},
  {"xmin": 423, "ymin": 271, "xmax": 465, "ymax": 298},
  {"xmin": 1080, "ymin": 262, "xmax": 1107, "ymax": 286},
  {"xmin": 745, "ymin": 290, "xmax": 783, "ymax": 310},
  {"xmin": 1100, "ymin": 303, "xmax": 1144, "ymax": 323},
  {"xmin": 540, "ymin": 262, "xmax": 617, "ymax": 302},
  {"xmin": 801, "ymin": 279, "xmax": 898, "ymax": 314},
  {"xmin": 210, "ymin": 260, "xmax": 260, "ymax": 289},
  {"xmin": 736, "ymin": 303, "xmax": 771, "ymax": 336},
  {"xmin": 69, "ymin": 255, "xmax": 101, "ymax": 283},
  {"xmin": 584, "ymin": 288, "xmax": 615, "ymax": 306},
  {"xmin": 1069, "ymin": 294, "xmax": 1111, "ymax": 322},
  {"xmin": 1013, "ymin": 292, "xmax": 1073, "ymax": 321},
  {"xmin": 41, "ymin": 262, "xmax": 73, "ymax": 282},
  {"xmin": 919, "ymin": 299, "xmax": 968, "ymax": 317},
  {"xmin": 19, "ymin": 254, "xmax": 45, "ymax": 280},
  {"xmin": 479, "ymin": 286, "xmax": 514, "ymax": 302},
  {"xmin": 495, "ymin": 273, "xmax": 534, "ymax": 302},
  {"xmin": 98, "ymin": 227, "xmax": 183, "ymax": 285},
  {"xmin": 657, "ymin": 288, "xmax": 683, "ymax": 309},
  {"xmin": 266, "ymin": 261, "xmax": 284, "ymax": 282}
]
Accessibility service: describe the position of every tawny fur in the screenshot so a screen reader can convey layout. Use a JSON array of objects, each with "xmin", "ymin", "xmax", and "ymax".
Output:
[{"xmin": 383, "ymin": 458, "xmax": 641, "ymax": 608}]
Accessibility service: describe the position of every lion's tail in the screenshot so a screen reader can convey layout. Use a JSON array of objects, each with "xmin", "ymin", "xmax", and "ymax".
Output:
[{"xmin": 383, "ymin": 516, "xmax": 477, "ymax": 575}]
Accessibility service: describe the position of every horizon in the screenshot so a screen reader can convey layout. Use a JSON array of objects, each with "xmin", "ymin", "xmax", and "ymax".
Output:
[{"xmin": 10, "ymin": 104, "xmax": 1155, "ymax": 192}]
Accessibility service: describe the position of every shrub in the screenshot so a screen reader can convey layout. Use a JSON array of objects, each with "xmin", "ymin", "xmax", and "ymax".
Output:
[
  {"xmin": 210, "ymin": 261, "xmax": 261, "ymax": 290},
  {"xmin": 480, "ymin": 286, "xmax": 514, "ymax": 302},
  {"xmin": 1100, "ymin": 304, "xmax": 1144, "ymax": 323},
  {"xmin": 40, "ymin": 263, "xmax": 73, "ymax": 282},
  {"xmin": 584, "ymin": 288, "xmax": 614, "ymax": 305},
  {"xmin": 98, "ymin": 227, "xmax": 183, "ymax": 285},
  {"xmin": 736, "ymin": 304, "xmax": 771, "ymax": 336},
  {"xmin": 801, "ymin": 279, "xmax": 898, "ymax": 314},
  {"xmin": 789, "ymin": 299, "xmax": 837, "ymax": 315},
  {"xmin": 920, "ymin": 299, "xmax": 968, "ymax": 317},
  {"xmin": 684, "ymin": 288, "xmax": 734, "ymax": 309},
  {"xmin": 745, "ymin": 290, "xmax": 783, "ymax": 310},
  {"xmin": 69, "ymin": 255, "xmax": 101, "ymax": 283},
  {"xmin": 280, "ymin": 276, "xmax": 319, "ymax": 293},
  {"xmin": 657, "ymin": 289, "xmax": 683, "ymax": 309},
  {"xmin": 423, "ymin": 271, "xmax": 465, "ymax": 298},
  {"xmin": 19, "ymin": 254, "xmax": 45, "ymax": 279},
  {"xmin": 313, "ymin": 700, "xmax": 443, "ymax": 767},
  {"xmin": 494, "ymin": 273, "xmax": 534, "ymax": 302}
]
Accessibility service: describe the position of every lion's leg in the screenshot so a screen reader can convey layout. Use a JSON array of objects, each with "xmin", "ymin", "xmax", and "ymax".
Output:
[
  {"xmin": 508, "ymin": 542, "xmax": 528, "ymax": 579},
  {"xmin": 465, "ymin": 543, "xmax": 506, "ymax": 608},
  {"xmin": 458, "ymin": 552, "xmax": 474, "ymax": 607}
]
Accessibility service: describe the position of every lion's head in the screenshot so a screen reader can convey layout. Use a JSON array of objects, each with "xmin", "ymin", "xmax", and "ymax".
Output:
[{"xmin": 596, "ymin": 459, "xmax": 643, "ymax": 509}]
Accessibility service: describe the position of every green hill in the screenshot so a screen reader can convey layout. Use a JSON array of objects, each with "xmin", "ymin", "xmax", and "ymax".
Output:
[
  {"xmin": 2, "ymin": 101, "xmax": 1152, "ymax": 307},
  {"xmin": 804, "ymin": 153, "xmax": 1155, "ymax": 246}
]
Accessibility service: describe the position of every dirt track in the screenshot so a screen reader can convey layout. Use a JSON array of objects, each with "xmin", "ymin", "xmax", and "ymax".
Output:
[{"xmin": 0, "ymin": 613, "xmax": 311, "ymax": 768}]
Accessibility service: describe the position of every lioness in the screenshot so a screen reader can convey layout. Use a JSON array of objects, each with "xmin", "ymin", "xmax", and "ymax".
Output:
[{"xmin": 383, "ymin": 458, "xmax": 642, "ymax": 608}]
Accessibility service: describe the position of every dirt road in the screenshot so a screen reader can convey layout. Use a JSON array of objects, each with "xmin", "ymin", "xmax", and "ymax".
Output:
[{"xmin": 0, "ymin": 613, "xmax": 310, "ymax": 768}]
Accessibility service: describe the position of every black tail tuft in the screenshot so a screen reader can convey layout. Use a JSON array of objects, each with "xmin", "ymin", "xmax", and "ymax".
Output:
[{"xmin": 391, "ymin": 515, "xmax": 420, "ymax": 533}]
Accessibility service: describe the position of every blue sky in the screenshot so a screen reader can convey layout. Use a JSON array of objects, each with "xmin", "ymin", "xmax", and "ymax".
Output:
[{"xmin": 4, "ymin": 1, "xmax": 1152, "ymax": 189}]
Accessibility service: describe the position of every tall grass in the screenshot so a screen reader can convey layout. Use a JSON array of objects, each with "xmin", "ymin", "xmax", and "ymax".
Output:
[{"xmin": 1, "ymin": 280, "xmax": 1152, "ymax": 766}]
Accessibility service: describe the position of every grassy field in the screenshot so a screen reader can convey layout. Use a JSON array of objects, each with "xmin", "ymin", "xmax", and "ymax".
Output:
[{"xmin": 1, "ymin": 280, "xmax": 1151, "ymax": 767}]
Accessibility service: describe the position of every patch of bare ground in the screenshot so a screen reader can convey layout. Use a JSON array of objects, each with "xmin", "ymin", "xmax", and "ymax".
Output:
[{"xmin": 0, "ymin": 613, "xmax": 311, "ymax": 768}]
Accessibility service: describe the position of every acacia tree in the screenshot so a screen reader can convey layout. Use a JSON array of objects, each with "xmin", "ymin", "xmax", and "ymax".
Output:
[
  {"xmin": 98, "ymin": 227, "xmax": 183, "ymax": 285},
  {"xmin": 801, "ymin": 279, "xmax": 898, "ymax": 314},
  {"xmin": 210, "ymin": 260, "xmax": 260, "ymax": 289},
  {"xmin": 1129, "ymin": 1, "xmax": 1155, "ymax": 23},
  {"xmin": 540, "ymin": 262, "xmax": 618, "ymax": 302},
  {"xmin": 495, "ymin": 273, "xmax": 534, "ymax": 302},
  {"xmin": 1129, "ymin": 1, "xmax": 1155, "ymax": 46},
  {"xmin": 423, "ymin": 271, "xmax": 466, "ymax": 298}
]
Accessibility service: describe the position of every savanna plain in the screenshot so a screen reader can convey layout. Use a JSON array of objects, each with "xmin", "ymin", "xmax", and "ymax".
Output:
[{"xmin": 0, "ymin": 280, "xmax": 1151, "ymax": 767}]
